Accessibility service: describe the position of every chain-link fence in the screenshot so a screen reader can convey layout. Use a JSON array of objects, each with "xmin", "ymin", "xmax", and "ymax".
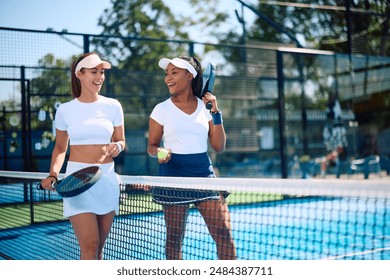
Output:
[{"xmin": 1, "ymin": 27, "xmax": 390, "ymax": 178}]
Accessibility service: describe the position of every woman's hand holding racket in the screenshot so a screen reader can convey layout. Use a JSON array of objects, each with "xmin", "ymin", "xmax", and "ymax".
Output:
[
  {"xmin": 37, "ymin": 166, "xmax": 102, "ymax": 197},
  {"xmin": 201, "ymin": 63, "xmax": 216, "ymax": 110},
  {"xmin": 202, "ymin": 92, "xmax": 219, "ymax": 112},
  {"xmin": 40, "ymin": 176, "xmax": 58, "ymax": 191}
]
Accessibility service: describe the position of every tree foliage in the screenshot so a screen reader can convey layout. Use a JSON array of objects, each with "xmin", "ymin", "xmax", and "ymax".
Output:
[
  {"xmin": 93, "ymin": 0, "xmax": 192, "ymax": 71},
  {"xmin": 30, "ymin": 54, "xmax": 71, "ymax": 98},
  {"xmin": 222, "ymin": 0, "xmax": 390, "ymax": 56}
]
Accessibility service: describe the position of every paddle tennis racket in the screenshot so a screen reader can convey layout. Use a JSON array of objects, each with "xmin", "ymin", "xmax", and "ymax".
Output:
[
  {"xmin": 37, "ymin": 166, "xmax": 102, "ymax": 197},
  {"xmin": 201, "ymin": 62, "xmax": 216, "ymax": 110}
]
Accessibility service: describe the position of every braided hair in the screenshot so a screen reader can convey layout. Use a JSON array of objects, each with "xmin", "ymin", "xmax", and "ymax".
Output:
[{"xmin": 179, "ymin": 56, "xmax": 203, "ymax": 98}]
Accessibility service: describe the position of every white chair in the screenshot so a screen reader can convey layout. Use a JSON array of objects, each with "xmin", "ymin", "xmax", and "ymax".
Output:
[{"xmin": 349, "ymin": 155, "xmax": 381, "ymax": 179}]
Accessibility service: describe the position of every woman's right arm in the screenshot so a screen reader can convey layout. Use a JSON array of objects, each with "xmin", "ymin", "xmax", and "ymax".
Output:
[
  {"xmin": 41, "ymin": 129, "xmax": 69, "ymax": 190},
  {"xmin": 147, "ymin": 118, "xmax": 163, "ymax": 158}
]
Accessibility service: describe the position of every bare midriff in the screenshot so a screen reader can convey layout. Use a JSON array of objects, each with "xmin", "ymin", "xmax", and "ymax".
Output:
[{"xmin": 69, "ymin": 144, "xmax": 113, "ymax": 164}]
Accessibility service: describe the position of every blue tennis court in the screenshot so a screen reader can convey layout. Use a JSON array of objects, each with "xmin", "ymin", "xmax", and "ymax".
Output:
[
  {"xmin": 1, "ymin": 196, "xmax": 389, "ymax": 260},
  {"xmin": 109, "ymin": 197, "xmax": 390, "ymax": 260}
]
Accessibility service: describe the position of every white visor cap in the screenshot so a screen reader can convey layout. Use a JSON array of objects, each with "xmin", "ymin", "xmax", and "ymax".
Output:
[
  {"xmin": 75, "ymin": 54, "xmax": 111, "ymax": 74},
  {"xmin": 158, "ymin": 57, "xmax": 197, "ymax": 78}
]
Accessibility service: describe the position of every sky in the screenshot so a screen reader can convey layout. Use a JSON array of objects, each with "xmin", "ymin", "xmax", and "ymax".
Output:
[
  {"xmin": 0, "ymin": 0, "xmax": 112, "ymax": 34},
  {"xmin": 0, "ymin": 0, "xmax": 256, "ymax": 76},
  {"xmin": 0, "ymin": 0, "xmax": 252, "ymax": 41}
]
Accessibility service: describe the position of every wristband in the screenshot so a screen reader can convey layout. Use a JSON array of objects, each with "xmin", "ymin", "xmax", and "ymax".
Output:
[
  {"xmin": 114, "ymin": 142, "xmax": 123, "ymax": 153},
  {"xmin": 211, "ymin": 110, "xmax": 223, "ymax": 125}
]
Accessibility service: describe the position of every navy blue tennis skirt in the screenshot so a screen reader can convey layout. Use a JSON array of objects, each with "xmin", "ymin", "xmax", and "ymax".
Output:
[{"xmin": 152, "ymin": 152, "xmax": 222, "ymax": 205}]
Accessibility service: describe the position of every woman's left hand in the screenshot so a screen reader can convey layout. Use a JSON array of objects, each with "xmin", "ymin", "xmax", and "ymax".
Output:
[
  {"xmin": 202, "ymin": 92, "xmax": 219, "ymax": 112},
  {"xmin": 107, "ymin": 143, "xmax": 120, "ymax": 157}
]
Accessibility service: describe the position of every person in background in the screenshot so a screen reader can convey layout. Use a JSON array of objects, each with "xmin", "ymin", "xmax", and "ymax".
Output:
[
  {"xmin": 320, "ymin": 99, "xmax": 348, "ymax": 178},
  {"xmin": 40, "ymin": 52, "xmax": 125, "ymax": 259},
  {"xmin": 147, "ymin": 56, "xmax": 236, "ymax": 260}
]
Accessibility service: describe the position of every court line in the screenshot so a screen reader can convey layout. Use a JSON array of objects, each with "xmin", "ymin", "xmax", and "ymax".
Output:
[{"xmin": 321, "ymin": 247, "xmax": 390, "ymax": 260}]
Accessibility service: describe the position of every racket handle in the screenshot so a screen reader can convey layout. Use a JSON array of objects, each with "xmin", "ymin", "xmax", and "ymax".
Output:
[
  {"xmin": 37, "ymin": 183, "xmax": 43, "ymax": 190},
  {"xmin": 36, "ymin": 181, "xmax": 57, "ymax": 190},
  {"xmin": 206, "ymin": 102, "xmax": 212, "ymax": 110},
  {"xmin": 120, "ymin": 183, "xmax": 151, "ymax": 192}
]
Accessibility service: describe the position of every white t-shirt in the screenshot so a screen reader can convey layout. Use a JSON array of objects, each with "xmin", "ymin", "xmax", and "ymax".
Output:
[
  {"xmin": 55, "ymin": 96, "xmax": 124, "ymax": 145},
  {"xmin": 150, "ymin": 98, "xmax": 212, "ymax": 154}
]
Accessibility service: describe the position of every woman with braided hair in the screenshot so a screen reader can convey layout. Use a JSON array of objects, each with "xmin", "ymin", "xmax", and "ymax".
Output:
[{"xmin": 147, "ymin": 56, "xmax": 236, "ymax": 260}]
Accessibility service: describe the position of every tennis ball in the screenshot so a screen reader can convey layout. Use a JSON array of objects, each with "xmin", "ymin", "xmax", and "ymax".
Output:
[{"xmin": 157, "ymin": 148, "xmax": 169, "ymax": 160}]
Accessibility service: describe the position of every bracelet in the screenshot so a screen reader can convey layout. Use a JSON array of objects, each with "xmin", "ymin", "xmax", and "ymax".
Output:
[
  {"xmin": 47, "ymin": 175, "xmax": 58, "ymax": 182},
  {"xmin": 210, "ymin": 110, "xmax": 223, "ymax": 125},
  {"xmin": 114, "ymin": 142, "xmax": 123, "ymax": 153}
]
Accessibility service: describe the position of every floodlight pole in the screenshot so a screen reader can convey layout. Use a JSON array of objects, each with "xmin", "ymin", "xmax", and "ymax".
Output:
[{"xmin": 235, "ymin": 3, "xmax": 247, "ymax": 62}]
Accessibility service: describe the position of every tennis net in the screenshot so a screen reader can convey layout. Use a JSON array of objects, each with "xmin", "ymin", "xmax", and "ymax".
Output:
[{"xmin": 0, "ymin": 170, "xmax": 389, "ymax": 260}]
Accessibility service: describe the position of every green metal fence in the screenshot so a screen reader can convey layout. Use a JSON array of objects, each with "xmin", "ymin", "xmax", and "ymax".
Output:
[{"xmin": 1, "ymin": 27, "xmax": 390, "ymax": 178}]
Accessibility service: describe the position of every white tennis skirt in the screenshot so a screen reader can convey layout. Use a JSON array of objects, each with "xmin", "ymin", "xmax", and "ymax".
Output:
[{"xmin": 63, "ymin": 161, "xmax": 120, "ymax": 218}]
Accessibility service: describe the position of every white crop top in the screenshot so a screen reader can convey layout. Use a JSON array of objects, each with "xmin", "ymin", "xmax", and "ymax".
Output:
[
  {"xmin": 55, "ymin": 96, "xmax": 124, "ymax": 145},
  {"xmin": 150, "ymin": 98, "xmax": 212, "ymax": 154}
]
